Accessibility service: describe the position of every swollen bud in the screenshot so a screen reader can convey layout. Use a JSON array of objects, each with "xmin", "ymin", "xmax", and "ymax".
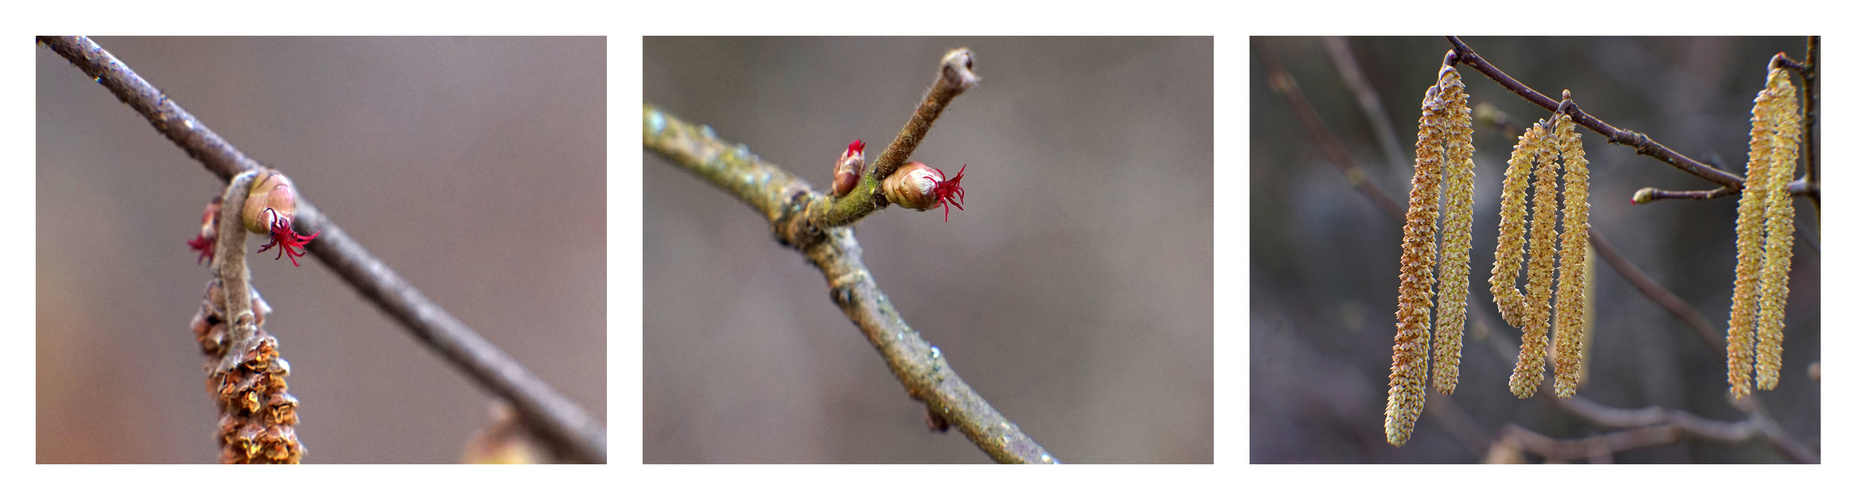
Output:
[
  {"xmin": 832, "ymin": 139, "xmax": 866, "ymax": 197},
  {"xmin": 882, "ymin": 161, "xmax": 944, "ymax": 211},
  {"xmin": 241, "ymin": 170, "xmax": 299, "ymax": 235}
]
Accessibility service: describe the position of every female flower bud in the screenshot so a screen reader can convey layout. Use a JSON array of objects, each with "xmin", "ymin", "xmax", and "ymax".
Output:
[
  {"xmin": 832, "ymin": 139, "xmax": 866, "ymax": 197},
  {"xmin": 239, "ymin": 169, "xmax": 320, "ymax": 267},
  {"xmin": 882, "ymin": 161, "xmax": 967, "ymax": 221}
]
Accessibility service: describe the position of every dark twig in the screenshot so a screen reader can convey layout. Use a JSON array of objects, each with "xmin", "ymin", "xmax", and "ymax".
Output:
[
  {"xmin": 1798, "ymin": 37, "xmax": 1820, "ymax": 215},
  {"xmin": 39, "ymin": 36, "xmax": 606, "ymax": 464},
  {"xmin": 1256, "ymin": 40, "xmax": 1404, "ymax": 220},
  {"xmin": 1586, "ymin": 230, "xmax": 1727, "ymax": 359},
  {"xmin": 1322, "ymin": 37, "xmax": 1408, "ymax": 169},
  {"xmin": 1446, "ymin": 36, "xmax": 1755, "ymax": 191},
  {"xmin": 645, "ymin": 103, "xmax": 1055, "ymax": 464},
  {"xmin": 808, "ymin": 48, "xmax": 978, "ymax": 228}
]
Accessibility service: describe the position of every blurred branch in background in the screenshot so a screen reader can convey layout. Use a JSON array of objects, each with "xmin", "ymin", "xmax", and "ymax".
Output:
[
  {"xmin": 39, "ymin": 36, "xmax": 606, "ymax": 464},
  {"xmin": 1257, "ymin": 37, "xmax": 1817, "ymax": 463},
  {"xmin": 641, "ymin": 48, "xmax": 1056, "ymax": 465}
]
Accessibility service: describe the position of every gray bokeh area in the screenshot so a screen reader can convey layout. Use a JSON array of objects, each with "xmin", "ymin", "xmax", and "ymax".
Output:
[
  {"xmin": 644, "ymin": 37, "xmax": 1212, "ymax": 463},
  {"xmin": 36, "ymin": 37, "xmax": 606, "ymax": 463},
  {"xmin": 1251, "ymin": 37, "xmax": 1819, "ymax": 463}
]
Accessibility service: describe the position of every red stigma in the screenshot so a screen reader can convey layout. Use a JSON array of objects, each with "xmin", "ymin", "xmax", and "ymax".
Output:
[
  {"xmin": 848, "ymin": 139, "xmax": 865, "ymax": 155},
  {"xmin": 254, "ymin": 208, "xmax": 320, "ymax": 267},
  {"xmin": 187, "ymin": 234, "xmax": 216, "ymax": 265},
  {"xmin": 931, "ymin": 164, "xmax": 966, "ymax": 222}
]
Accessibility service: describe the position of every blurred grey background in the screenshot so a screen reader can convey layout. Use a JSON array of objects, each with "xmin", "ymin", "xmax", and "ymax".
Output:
[
  {"xmin": 644, "ymin": 37, "xmax": 1212, "ymax": 463},
  {"xmin": 1251, "ymin": 37, "xmax": 1819, "ymax": 462},
  {"xmin": 36, "ymin": 37, "xmax": 605, "ymax": 463}
]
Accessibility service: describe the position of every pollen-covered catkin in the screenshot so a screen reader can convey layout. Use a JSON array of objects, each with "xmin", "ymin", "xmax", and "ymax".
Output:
[
  {"xmin": 1727, "ymin": 71, "xmax": 1784, "ymax": 399},
  {"xmin": 1509, "ymin": 118, "xmax": 1558, "ymax": 399},
  {"xmin": 1431, "ymin": 67, "xmax": 1475, "ymax": 395},
  {"xmin": 1491, "ymin": 123, "xmax": 1546, "ymax": 329},
  {"xmin": 1754, "ymin": 68, "xmax": 1800, "ymax": 390},
  {"xmin": 1386, "ymin": 82, "xmax": 1447, "ymax": 447},
  {"xmin": 1550, "ymin": 113, "xmax": 1590, "ymax": 398}
]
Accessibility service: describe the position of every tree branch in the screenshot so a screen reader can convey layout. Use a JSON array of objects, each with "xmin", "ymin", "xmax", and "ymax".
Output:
[
  {"xmin": 807, "ymin": 48, "xmax": 978, "ymax": 228},
  {"xmin": 644, "ymin": 102, "xmax": 1056, "ymax": 464},
  {"xmin": 38, "ymin": 36, "xmax": 606, "ymax": 464},
  {"xmin": 1446, "ymin": 36, "xmax": 1754, "ymax": 191}
]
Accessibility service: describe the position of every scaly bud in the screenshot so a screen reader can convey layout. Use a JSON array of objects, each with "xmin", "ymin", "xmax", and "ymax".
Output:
[{"xmin": 833, "ymin": 139, "xmax": 866, "ymax": 197}]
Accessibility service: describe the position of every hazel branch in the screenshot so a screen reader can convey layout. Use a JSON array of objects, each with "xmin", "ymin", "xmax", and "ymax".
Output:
[
  {"xmin": 644, "ymin": 103, "xmax": 1056, "ymax": 464},
  {"xmin": 808, "ymin": 48, "xmax": 978, "ymax": 228},
  {"xmin": 1446, "ymin": 36, "xmax": 1755, "ymax": 191},
  {"xmin": 38, "ymin": 35, "xmax": 606, "ymax": 464}
]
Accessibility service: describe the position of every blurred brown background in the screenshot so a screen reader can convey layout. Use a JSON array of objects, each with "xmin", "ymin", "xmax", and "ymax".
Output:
[
  {"xmin": 644, "ymin": 37, "xmax": 1212, "ymax": 463},
  {"xmin": 36, "ymin": 37, "xmax": 606, "ymax": 463},
  {"xmin": 1251, "ymin": 37, "xmax": 1819, "ymax": 462}
]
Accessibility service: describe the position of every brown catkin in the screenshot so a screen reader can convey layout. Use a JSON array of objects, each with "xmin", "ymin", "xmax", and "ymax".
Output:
[
  {"xmin": 1431, "ymin": 67, "xmax": 1475, "ymax": 395},
  {"xmin": 1509, "ymin": 118, "xmax": 1558, "ymax": 398},
  {"xmin": 1550, "ymin": 114, "xmax": 1590, "ymax": 398},
  {"xmin": 1726, "ymin": 71, "xmax": 1783, "ymax": 399},
  {"xmin": 1754, "ymin": 68, "xmax": 1800, "ymax": 390},
  {"xmin": 1386, "ymin": 82, "xmax": 1447, "ymax": 447},
  {"xmin": 1491, "ymin": 124, "xmax": 1546, "ymax": 328}
]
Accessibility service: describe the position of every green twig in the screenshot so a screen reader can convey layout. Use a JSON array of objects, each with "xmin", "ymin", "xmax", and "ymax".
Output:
[{"xmin": 807, "ymin": 48, "xmax": 978, "ymax": 228}]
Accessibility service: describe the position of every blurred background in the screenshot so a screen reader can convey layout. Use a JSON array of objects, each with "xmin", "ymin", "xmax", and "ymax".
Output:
[
  {"xmin": 36, "ymin": 37, "xmax": 605, "ymax": 463},
  {"xmin": 1250, "ymin": 37, "xmax": 1819, "ymax": 463},
  {"xmin": 644, "ymin": 37, "xmax": 1212, "ymax": 463}
]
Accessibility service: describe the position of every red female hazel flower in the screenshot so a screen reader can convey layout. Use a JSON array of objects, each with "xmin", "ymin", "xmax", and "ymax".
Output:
[
  {"xmin": 241, "ymin": 170, "xmax": 320, "ymax": 267},
  {"xmin": 881, "ymin": 161, "xmax": 967, "ymax": 221},
  {"xmin": 832, "ymin": 139, "xmax": 866, "ymax": 197}
]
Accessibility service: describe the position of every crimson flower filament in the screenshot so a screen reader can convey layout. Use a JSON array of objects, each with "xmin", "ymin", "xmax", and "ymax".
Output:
[
  {"xmin": 933, "ymin": 164, "xmax": 966, "ymax": 222},
  {"xmin": 255, "ymin": 208, "xmax": 320, "ymax": 267}
]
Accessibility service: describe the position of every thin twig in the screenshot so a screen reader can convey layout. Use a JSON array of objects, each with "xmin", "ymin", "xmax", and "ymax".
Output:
[
  {"xmin": 1256, "ymin": 40, "xmax": 1404, "ymax": 220},
  {"xmin": 645, "ymin": 102, "xmax": 1056, "ymax": 464},
  {"xmin": 1322, "ymin": 37, "xmax": 1408, "ymax": 169},
  {"xmin": 39, "ymin": 36, "xmax": 606, "ymax": 464},
  {"xmin": 1799, "ymin": 37, "xmax": 1820, "ymax": 215},
  {"xmin": 808, "ymin": 48, "xmax": 978, "ymax": 228}
]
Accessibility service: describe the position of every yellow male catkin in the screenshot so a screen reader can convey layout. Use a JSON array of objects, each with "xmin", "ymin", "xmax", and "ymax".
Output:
[
  {"xmin": 1754, "ymin": 68, "xmax": 1800, "ymax": 390},
  {"xmin": 1726, "ymin": 68, "xmax": 1797, "ymax": 398},
  {"xmin": 1550, "ymin": 113, "xmax": 1590, "ymax": 398},
  {"xmin": 1509, "ymin": 118, "xmax": 1558, "ymax": 398},
  {"xmin": 1491, "ymin": 124, "xmax": 1546, "ymax": 328},
  {"xmin": 1386, "ymin": 82, "xmax": 1447, "ymax": 447},
  {"xmin": 1431, "ymin": 67, "xmax": 1475, "ymax": 395}
]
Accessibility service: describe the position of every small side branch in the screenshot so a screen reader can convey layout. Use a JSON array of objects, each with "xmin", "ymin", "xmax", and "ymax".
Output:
[
  {"xmin": 39, "ymin": 36, "xmax": 606, "ymax": 464},
  {"xmin": 645, "ymin": 103, "xmax": 1056, "ymax": 464},
  {"xmin": 807, "ymin": 49, "xmax": 978, "ymax": 228}
]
